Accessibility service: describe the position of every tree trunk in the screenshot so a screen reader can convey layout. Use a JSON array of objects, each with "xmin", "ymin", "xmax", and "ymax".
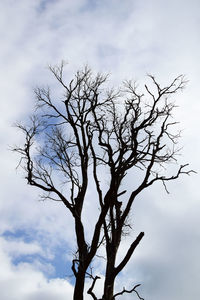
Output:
[
  {"xmin": 103, "ymin": 250, "xmax": 116, "ymax": 300},
  {"xmin": 103, "ymin": 280, "xmax": 115, "ymax": 300},
  {"xmin": 73, "ymin": 272, "xmax": 85, "ymax": 300}
]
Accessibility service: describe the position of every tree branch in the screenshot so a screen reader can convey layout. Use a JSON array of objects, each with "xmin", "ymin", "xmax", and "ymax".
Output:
[
  {"xmin": 87, "ymin": 275, "xmax": 101, "ymax": 300},
  {"xmin": 114, "ymin": 232, "xmax": 144, "ymax": 277},
  {"xmin": 113, "ymin": 284, "xmax": 144, "ymax": 300}
]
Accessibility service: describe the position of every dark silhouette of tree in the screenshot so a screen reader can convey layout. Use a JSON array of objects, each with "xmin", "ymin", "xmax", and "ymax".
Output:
[{"xmin": 13, "ymin": 62, "xmax": 193, "ymax": 300}]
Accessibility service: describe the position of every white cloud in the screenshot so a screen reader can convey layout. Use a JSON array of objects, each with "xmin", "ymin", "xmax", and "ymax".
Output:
[
  {"xmin": 0, "ymin": 236, "xmax": 73, "ymax": 300},
  {"xmin": 0, "ymin": 237, "xmax": 44, "ymax": 258}
]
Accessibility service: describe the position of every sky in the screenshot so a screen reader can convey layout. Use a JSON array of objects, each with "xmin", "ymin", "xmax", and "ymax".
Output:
[{"xmin": 0, "ymin": 0, "xmax": 200, "ymax": 299}]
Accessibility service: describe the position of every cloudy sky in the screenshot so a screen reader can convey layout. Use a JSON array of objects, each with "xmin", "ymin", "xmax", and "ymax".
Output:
[{"xmin": 0, "ymin": 0, "xmax": 200, "ymax": 299}]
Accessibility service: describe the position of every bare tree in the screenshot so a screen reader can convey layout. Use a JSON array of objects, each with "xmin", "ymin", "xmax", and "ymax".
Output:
[{"xmin": 13, "ymin": 63, "xmax": 193, "ymax": 300}]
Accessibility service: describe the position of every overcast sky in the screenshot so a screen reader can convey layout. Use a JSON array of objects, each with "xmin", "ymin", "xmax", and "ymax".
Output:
[{"xmin": 0, "ymin": 0, "xmax": 200, "ymax": 299}]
